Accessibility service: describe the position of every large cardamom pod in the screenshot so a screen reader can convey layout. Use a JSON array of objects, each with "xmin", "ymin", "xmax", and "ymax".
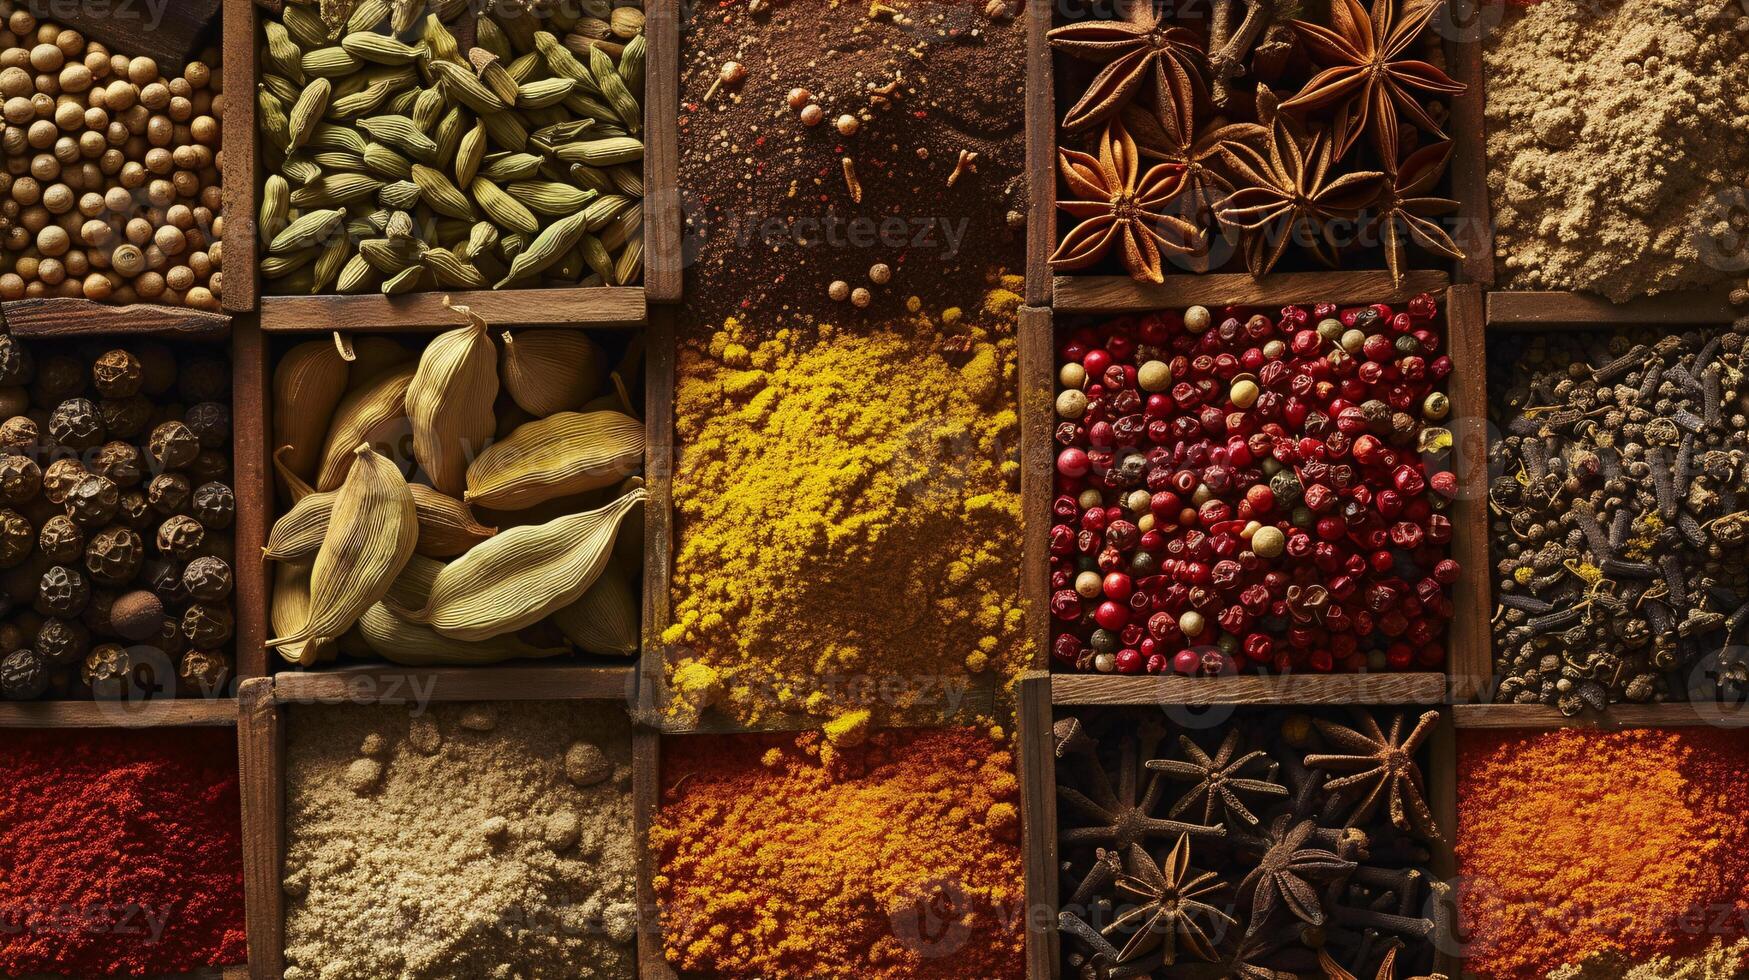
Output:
[
  {"xmin": 405, "ymin": 301, "xmax": 498, "ymax": 496},
  {"xmin": 266, "ymin": 483, "xmax": 495, "ymax": 560},
  {"xmin": 499, "ymin": 329, "xmax": 602, "ymax": 416},
  {"xmin": 393, "ymin": 486, "xmax": 644, "ymax": 639},
  {"xmin": 273, "ymin": 338, "xmax": 351, "ymax": 490},
  {"xmin": 315, "ymin": 364, "xmax": 415, "ymax": 490},
  {"xmin": 338, "ymin": 335, "xmax": 412, "ymax": 390},
  {"xmin": 550, "ymin": 555, "xmax": 638, "ymax": 655},
  {"xmin": 271, "ymin": 560, "xmax": 323, "ymax": 665},
  {"xmin": 268, "ymin": 445, "xmax": 417, "ymax": 654},
  {"xmin": 357, "ymin": 555, "xmax": 568, "ymax": 665},
  {"xmin": 464, "ymin": 409, "xmax": 641, "ymax": 510}
]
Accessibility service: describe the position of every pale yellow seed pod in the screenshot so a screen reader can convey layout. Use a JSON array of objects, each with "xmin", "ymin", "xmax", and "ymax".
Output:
[
  {"xmin": 550, "ymin": 554, "xmax": 638, "ymax": 656},
  {"xmin": 356, "ymin": 555, "xmax": 570, "ymax": 666},
  {"xmin": 315, "ymin": 363, "xmax": 414, "ymax": 491},
  {"xmin": 499, "ymin": 328, "xmax": 604, "ymax": 416},
  {"xmin": 272, "ymin": 338, "xmax": 350, "ymax": 490},
  {"xmin": 405, "ymin": 300, "xmax": 499, "ymax": 497},
  {"xmin": 464, "ymin": 409, "xmax": 643, "ymax": 510}
]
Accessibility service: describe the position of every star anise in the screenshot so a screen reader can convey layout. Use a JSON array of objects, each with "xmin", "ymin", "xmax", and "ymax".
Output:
[
  {"xmin": 1213, "ymin": 93, "xmax": 1385, "ymax": 277},
  {"xmin": 1057, "ymin": 717, "xmax": 1227, "ymax": 853},
  {"xmin": 1319, "ymin": 943, "xmax": 1447, "ymax": 980},
  {"xmin": 1121, "ymin": 93, "xmax": 1265, "ymax": 225},
  {"xmin": 1049, "ymin": 0, "xmax": 1208, "ymax": 132},
  {"xmin": 1304, "ymin": 709, "xmax": 1441, "ymax": 842},
  {"xmin": 1052, "ymin": 119, "xmax": 1203, "ymax": 284},
  {"xmin": 1146, "ymin": 731, "xmax": 1289, "ymax": 827},
  {"xmin": 1104, "ymin": 836, "xmax": 1234, "ymax": 964},
  {"xmin": 1369, "ymin": 140, "xmax": 1463, "ymax": 285},
  {"xmin": 1278, "ymin": 0, "xmax": 1467, "ymax": 160},
  {"xmin": 1236, "ymin": 816, "xmax": 1356, "ymax": 930}
]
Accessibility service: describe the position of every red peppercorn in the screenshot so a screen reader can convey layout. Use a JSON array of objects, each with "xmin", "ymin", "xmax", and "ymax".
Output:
[
  {"xmin": 1057, "ymin": 448, "xmax": 1090, "ymax": 477},
  {"xmin": 1082, "ymin": 348, "xmax": 1111, "ymax": 377},
  {"xmin": 1103, "ymin": 572, "xmax": 1132, "ymax": 600},
  {"xmin": 1094, "ymin": 601, "xmax": 1129, "ymax": 631}
]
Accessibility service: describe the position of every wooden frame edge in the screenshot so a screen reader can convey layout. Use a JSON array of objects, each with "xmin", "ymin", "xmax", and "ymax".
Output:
[
  {"xmin": 639, "ymin": 305, "xmax": 676, "ymax": 725},
  {"xmin": 269, "ymin": 665, "xmax": 639, "ymax": 705},
  {"xmin": 642, "ymin": 0, "xmax": 682, "ymax": 303},
  {"xmin": 0, "ymin": 300, "xmax": 231, "ymax": 337},
  {"xmin": 1019, "ymin": 306, "xmax": 1053, "ymax": 673},
  {"xmin": 0, "ymin": 696, "xmax": 239, "ymax": 727},
  {"xmin": 1444, "ymin": 283, "xmax": 1490, "ymax": 702},
  {"xmin": 1451, "ymin": 701, "xmax": 1749, "ymax": 730},
  {"xmin": 257, "ymin": 287, "xmax": 647, "ymax": 331},
  {"xmin": 634, "ymin": 730, "xmax": 676, "ymax": 980},
  {"xmin": 237, "ymin": 677, "xmax": 284, "ymax": 980},
  {"xmin": 1023, "ymin": 0, "xmax": 1053, "ymax": 308},
  {"xmin": 1051, "ymin": 270, "xmax": 1452, "ymax": 314},
  {"xmin": 1049, "ymin": 672, "xmax": 1448, "ymax": 706},
  {"xmin": 1486, "ymin": 287, "xmax": 1739, "ymax": 328},
  {"xmin": 1017, "ymin": 673, "xmax": 1059, "ymax": 980},
  {"xmin": 220, "ymin": 0, "xmax": 259, "ymax": 314},
  {"xmin": 234, "ymin": 315, "xmax": 270, "ymax": 683},
  {"xmin": 1445, "ymin": 0, "xmax": 1493, "ymax": 287}
]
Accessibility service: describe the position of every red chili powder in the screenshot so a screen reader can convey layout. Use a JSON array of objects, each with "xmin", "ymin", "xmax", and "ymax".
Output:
[
  {"xmin": 1456, "ymin": 727, "xmax": 1749, "ymax": 979},
  {"xmin": 0, "ymin": 727, "xmax": 247, "ymax": 976}
]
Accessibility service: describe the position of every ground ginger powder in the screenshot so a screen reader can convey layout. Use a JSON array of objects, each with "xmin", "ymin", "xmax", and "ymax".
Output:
[{"xmin": 664, "ymin": 286, "xmax": 1030, "ymax": 726}]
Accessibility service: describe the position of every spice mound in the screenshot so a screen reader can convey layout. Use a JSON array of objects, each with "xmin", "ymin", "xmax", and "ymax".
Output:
[
  {"xmin": 1050, "ymin": 296, "xmax": 1459, "ymax": 676},
  {"xmin": 1457, "ymin": 728, "xmax": 1749, "ymax": 979},
  {"xmin": 282, "ymin": 701, "xmax": 636, "ymax": 980},
  {"xmin": 664, "ymin": 287, "xmax": 1028, "ymax": 726},
  {"xmin": 1486, "ymin": 1, "xmax": 1749, "ymax": 301},
  {"xmin": 651, "ymin": 726, "xmax": 1025, "ymax": 979},
  {"xmin": 1055, "ymin": 708, "xmax": 1449, "ymax": 977},
  {"xmin": 0, "ymin": 727, "xmax": 246, "ymax": 976},
  {"xmin": 1488, "ymin": 324, "xmax": 1749, "ymax": 711}
]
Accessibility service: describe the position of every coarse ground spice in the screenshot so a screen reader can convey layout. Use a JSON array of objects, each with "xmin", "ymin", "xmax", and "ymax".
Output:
[
  {"xmin": 1485, "ymin": 1, "xmax": 1749, "ymax": 301},
  {"xmin": 679, "ymin": 0, "xmax": 1025, "ymax": 328},
  {"xmin": 651, "ymin": 726, "xmax": 1024, "ymax": 979},
  {"xmin": 1549, "ymin": 940, "xmax": 1749, "ymax": 980},
  {"xmin": 1457, "ymin": 728, "xmax": 1749, "ymax": 979},
  {"xmin": 663, "ymin": 281, "xmax": 1029, "ymax": 728},
  {"xmin": 0, "ymin": 727, "xmax": 245, "ymax": 976},
  {"xmin": 282, "ymin": 702, "xmax": 636, "ymax": 980}
]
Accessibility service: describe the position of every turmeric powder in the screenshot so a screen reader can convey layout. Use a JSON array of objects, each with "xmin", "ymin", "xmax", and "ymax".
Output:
[
  {"xmin": 1457, "ymin": 729, "xmax": 1749, "ymax": 979},
  {"xmin": 663, "ymin": 283, "xmax": 1031, "ymax": 727},
  {"xmin": 650, "ymin": 727, "xmax": 1025, "ymax": 979}
]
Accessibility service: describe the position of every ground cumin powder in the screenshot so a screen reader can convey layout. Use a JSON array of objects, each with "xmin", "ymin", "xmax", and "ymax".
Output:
[
  {"xmin": 1457, "ymin": 728, "xmax": 1749, "ymax": 979},
  {"xmin": 1486, "ymin": 1, "xmax": 1749, "ymax": 301},
  {"xmin": 651, "ymin": 726, "xmax": 1025, "ymax": 979},
  {"xmin": 664, "ymin": 281, "xmax": 1029, "ymax": 727},
  {"xmin": 282, "ymin": 702, "xmax": 636, "ymax": 980}
]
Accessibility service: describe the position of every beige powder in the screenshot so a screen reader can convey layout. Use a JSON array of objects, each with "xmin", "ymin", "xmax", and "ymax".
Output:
[
  {"xmin": 1551, "ymin": 940, "xmax": 1749, "ymax": 980},
  {"xmin": 1486, "ymin": 1, "xmax": 1749, "ymax": 301},
  {"xmin": 282, "ymin": 701, "xmax": 636, "ymax": 980}
]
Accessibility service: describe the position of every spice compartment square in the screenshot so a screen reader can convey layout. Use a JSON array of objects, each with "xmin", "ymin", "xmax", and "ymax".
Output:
[
  {"xmin": 258, "ymin": 314, "xmax": 652, "ymax": 685},
  {"xmin": 228, "ymin": 0, "xmax": 675, "ymax": 323},
  {"xmin": 1019, "ymin": 690, "xmax": 1460, "ymax": 980},
  {"xmin": 1032, "ymin": 285, "xmax": 1489, "ymax": 694},
  {"xmin": 1027, "ymin": 0, "xmax": 1483, "ymax": 309}
]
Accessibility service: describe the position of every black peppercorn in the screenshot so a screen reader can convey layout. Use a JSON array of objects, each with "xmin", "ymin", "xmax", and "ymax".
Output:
[
  {"xmin": 184, "ymin": 401, "xmax": 230, "ymax": 448},
  {"xmin": 155, "ymin": 515, "xmax": 205, "ymax": 561},
  {"xmin": 147, "ymin": 472, "xmax": 191, "ymax": 515},
  {"xmin": 84, "ymin": 526, "xmax": 143, "ymax": 586},
  {"xmin": 178, "ymin": 648, "xmax": 230, "ymax": 697},
  {"xmin": 64, "ymin": 474, "xmax": 119, "ymax": 527},
  {"xmin": 37, "ymin": 514, "xmax": 84, "ymax": 563},
  {"xmin": 36, "ymin": 565, "xmax": 89, "ymax": 617},
  {"xmin": 0, "ymin": 508, "xmax": 30, "ymax": 567},
  {"xmin": 98, "ymin": 396, "xmax": 153, "ymax": 440},
  {"xmin": 0, "ymin": 334, "xmax": 34, "ymax": 388},
  {"xmin": 181, "ymin": 555, "xmax": 232, "ymax": 603},
  {"xmin": 180, "ymin": 601, "xmax": 232, "ymax": 649},
  {"xmin": 0, "ymin": 415, "xmax": 36, "ymax": 450},
  {"xmin": 188, "ymin": 450, "xmax": 230, "ymax": 485},
  {"xmin": 92, "ymin": 441, "xmax": 142, "ymax": 488},
  {"xmin": 80, "ymin": 588, "xmax": 115, "ymax": 636},
  {"xmin": 92, "ymin": 349, "xmax": 143, "ymax": 399},
  {"xmin": 34, "ymin": 617, "xmax": 88, "ymax": 667},
  {"xmin": 0, "ymin": 453, "xmax": 40, "ymax": 505},
  {"xmin": 30, "ymin": 354, "xmax": 84, "ymax": 404},
  {"xmin": 41, "ymin": 459, "xmax": 86, "ymax": 505},
  {"xmin": 191, "ymin": 482, "xmax": 234, "ymax": 530},
  {"xmin": 81, "ymin": 642, "xmax": 130, "ymax": 694},
  {"xmin": 47, "ymin": 397, "xmax": 104, "ymax": 450},
  {"xmin": 116, "ymin": 489, "xmax": 151, "ymax": 528},
  {"xmin": 0, "ymin": 648, "xmax": 46, "ymax": 699},
  {"xmin": 109, "ymin": 589, "xmax": 165, "ymax": 642},
  {"xmin": 147, "ymin": 420, "xmax": 199, "ymax": 472},
  {"xmin": 143, "ymin": 560, "xmax": 188, "ymax": 607},
  {"xmin": 179, "ymin": 358, "xmax": 229, "ymax": 403}
]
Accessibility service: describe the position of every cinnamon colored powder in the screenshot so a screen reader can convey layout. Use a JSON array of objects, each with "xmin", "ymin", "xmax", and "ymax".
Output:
[
  {"xmin": 0, "ymin": 727, "xmax": 247, "ymax": 976},
  {"xmin": 1457, "ymin": 728, "xmax": 1749, "ymax": 979},
  {"xmin": 651, "ymin": 726, "xmax": 1025, "ymax": 979}
]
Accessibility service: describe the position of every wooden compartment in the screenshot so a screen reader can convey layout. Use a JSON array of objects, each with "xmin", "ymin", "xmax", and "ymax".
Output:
[
  {"xmin": 238, "ymin": 670, "xmax": 650, "ymax": 980},
  {"xmin": 1026, "ymin": 283, "xmax": 1489, "ymax": 702},
  {"xmin": 220, "ymin": 0, "xmax": 681, "ymax": 319}
]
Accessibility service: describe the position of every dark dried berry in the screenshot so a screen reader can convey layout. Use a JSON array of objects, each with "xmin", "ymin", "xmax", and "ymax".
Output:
[
  {"xmin": 134, "ymin": 343, "xmax": 176, "ymax": 396},
  {"xmin": 92, "ymin": 349, "xmax": 143, "ymax": 398},
  {"xmin": 154, "ymin": 615, "xmax": 186, "ymax": 660},
  {"xmin": 180, "ymin": 601, "xmax": 233, "ymax": 649},
  {"xmin": 178, "ymin": 648, "xmax": 231, "ymax": 697},
  {"xmin": 36, "ymin": 565, "xmax": 89, "ymax": 617},
  {"xmin": 80, "ymin": 588, "xmax": 116, "ymax": 635},
  {"xmin": 155, "ymin": 514, "xmax": 205, "ymax": 560},
  {"xmin": 188, "ymin": 450, "xmax": 230, "ymax": 485},
  {"xmin": 81, "ymin": 642, "xmax": 130, "ymax": 691},
  {"xmin": 178, "ymin": 357, "xmax": 229, "ymax": 403},
  {"xmin": 143, "ymin": 560, "xmax": 189, "ymax": 606},
  {"xmin": 0, "ymin": 508, "xmax": 31, "ymax": 567},
  {"xmin": 37, "ymin": 514, "xmax": 84, "ymax": 563},
  {"xmin": 116, "ymin": 489, "xmax": 151, "ymax": 528},
  {"xmin": 92, "ymin": 441, "xmax": 143, "ymax": 488},
  {"xmin": 0, "ymin": 453, "xmax": 40, "ymax": 505},
  {"xmin": 184, "ymin": 401, "xmax": 230, "ymax": 448},
  {"xmin": 98, "ymin": 396, "xmax": 153, "ymax": 440},
  {"xmin": 30, "ymin": 354, "xmax": 85, "ymax": 403},
  {"xmin": 181, "ymin": 555, "xmax": 232, "ymax": 603},
  {"xmin": 85, "ymin": 526, "xmax": 144, "ymax": 586},
  {"xmin": 109, "ymin": 589, "xmax": 165, "ymax": 642},
  {"xmin": 0, "ymin": 648, "xmax": 47, "ymax": 700},
  {"xmin": 0, "ymin": 334, "xmax": 34, "ymax": 388},
  {"xmin": 48, "ymin": 398, "xmax": 104, "ymax": 450},
  {"xmin": 147, "ymin": 472, "xmax": 192, "ymax": 515},
  {"xmin": 0, "ymin": 415, "xmax": 37, "ymax": 450},
  {"xmin": 64, "ymin": 474, "xmax": 119, "ymax": 527},
  {"xmin": 147, "ymin": 420, "xmax": 199, "ymax": 471},
  {"xmin": 41, "ymin": 459, "xmax": 86, "ymax": 505},
  {"xmin": 192, "ymin": 482, "xmax": 234, "ymax": 530},
  {"xmin": 34, "ymin": 617, "xmax": 88, "ymax": 667}
]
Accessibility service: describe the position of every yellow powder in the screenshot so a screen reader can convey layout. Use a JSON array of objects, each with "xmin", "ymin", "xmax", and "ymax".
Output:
[{"xmin": 665, "ymin": 286, "xmax": 1029, "ymax": 727}]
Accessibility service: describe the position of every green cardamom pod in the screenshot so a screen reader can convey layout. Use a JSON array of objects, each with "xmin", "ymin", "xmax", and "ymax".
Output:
[
  {"xmin": 496, "ymin": 208, "xmax": 591, "ymax": 286},
  {"xmin": 287, "ymin": 77, "xmax": 333, "ymax": 151}
]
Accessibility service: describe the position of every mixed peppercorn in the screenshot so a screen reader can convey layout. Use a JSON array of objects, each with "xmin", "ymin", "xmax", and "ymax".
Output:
[{"xmin": 1051, "ymin": 295, "xmax": 1459, "ymax": 675}]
